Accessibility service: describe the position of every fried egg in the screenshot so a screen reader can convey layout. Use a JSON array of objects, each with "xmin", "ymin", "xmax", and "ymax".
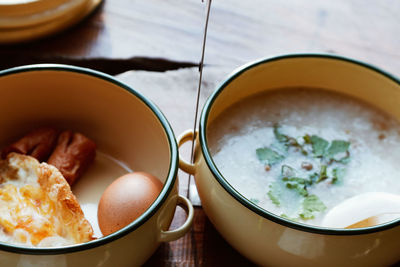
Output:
[{"xmin": 0, "ymin": 153, "xmax": 94, "ymax": 247}]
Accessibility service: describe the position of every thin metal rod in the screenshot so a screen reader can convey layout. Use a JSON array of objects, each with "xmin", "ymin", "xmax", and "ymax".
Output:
[{"xmin": 187, "ymin": 0, "xmax": 212, "ymax": 200}]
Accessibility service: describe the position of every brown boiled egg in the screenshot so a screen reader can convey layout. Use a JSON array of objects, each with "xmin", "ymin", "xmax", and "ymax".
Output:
[{"xmin": 97, "ymin": 172, "xmax": 163, "ymax": 236}]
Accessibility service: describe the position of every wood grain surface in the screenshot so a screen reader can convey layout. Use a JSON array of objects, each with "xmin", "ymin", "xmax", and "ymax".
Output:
[
  {"xmin": 1, "ymin": 0, "xmax": 400, "ymax": 266},
  {"xmin": 0, "ymin": 0, "xmax": 399, "ymax": 74}
]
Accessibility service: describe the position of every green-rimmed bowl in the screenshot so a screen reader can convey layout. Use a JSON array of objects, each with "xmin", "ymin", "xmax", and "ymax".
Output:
[
  {"xmin": 178, "ymin": 54, "xmax": 400, "ymax": 267},
  {"xmin": 0, "ymin": 64, "xmax": 193, "ymax": 267}
]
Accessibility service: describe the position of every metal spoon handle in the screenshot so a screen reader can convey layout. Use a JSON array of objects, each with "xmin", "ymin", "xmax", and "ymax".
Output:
[{"xmin": 187, "ymin": 0, "xmax": 212, "ymax": 206}]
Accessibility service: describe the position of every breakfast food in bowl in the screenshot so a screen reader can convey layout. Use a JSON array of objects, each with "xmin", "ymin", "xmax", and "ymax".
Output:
[
  {"xmin": 1, "ymin": 127, "xmax": 58, "ymax": 162},
  {"xmin": 178, "ymin": 54, "xmax": 400, "ymax": 267},
  {"xmin": 2, "ymin": 127, "xmax": 97, "ymax": 186},
  {"xmin": 47, "ymin": 130, "xmax": 96, "ymax": 186},
  {"xmin": 97, "ymin": 172, "xmax": 163, "ymax": 236},
  {"xmin": 208, "ymin": 88, "xmax": 400, "ymax": 226},
  {"xmin": 0, "ymin": 127, "xmax": 97, "ymax": 248},
  {"xmin": 0, "ymin": 153, "xmax": 94, "ymax": 247},
  {"xmin": 0, "ymin": 64, "xmax": 193, "ymax": 267},
  {"xmin": 0, "ymin": 126, "xmax": 174, "ymax": 249}
]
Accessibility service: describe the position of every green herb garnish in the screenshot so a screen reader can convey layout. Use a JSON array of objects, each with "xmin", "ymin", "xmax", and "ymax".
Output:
[
  {"xmin": 332, "ymin": 168, "xmax": 346, "ymax": 184},
  {"xmin": 316, "ymin": 164, "xmax": 328, "ymax": 183},
  {"xmin": 281, "ymin": 165, "xmax": 310, "ymax": 197},
  {"xmin": 305, "ymin": 134, "xmax": 350, "ymax": 163},
  {"xmin": 256, "ymin": 126, "xmax": 351, "ymax": 220},
  {"xmin": 282, "ymin": 177, "xmax": 310, "ymax": 185},
  {"xmin": 309, "ymin": 172, "xmax": 319, "ymax": 184},
  {"xmin": 285, "ymin": 181, "xmax": 308, "ymax": 197},
  {"xmin": 309, "ymin": 135, "xmax": 329, "ymax": 157},
  {"xmin": 256, "ymin": 147, "xmax": 284, "ymax": 165},
  {"xmin": 303, "ymin": 134, "xmax": 311, "ymax": 144},
  {"xmin": 299, "ymin": 195, "xmax": 327, "ymax": 220},
  {"xmin": 274, "ymin": 124, "xmax": 307, "ymax": 155},
  {"xmin": 273, "ymin": 124, "xmax": 289, "ymax": 143},
  {"xmin": 325, "ymin": 140, "xmax": 350, "ymax": 162},
  {"xmin": 267, "ymin": 182, "xmax": 281, "ymax": 206}
]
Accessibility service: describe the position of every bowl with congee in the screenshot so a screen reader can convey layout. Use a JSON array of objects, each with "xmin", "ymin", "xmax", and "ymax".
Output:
[
  {"xmin": 0, "ymin": 64, "xmax": 193, "ymax": 266},
  {"xmin": 178, "ymin": 54, "xmax": 400, "ymax": 267}
]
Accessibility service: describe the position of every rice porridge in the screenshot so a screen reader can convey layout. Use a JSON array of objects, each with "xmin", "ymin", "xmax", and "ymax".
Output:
[{"xmin": 207, "ymin": 88, "xmax": 400, "ymax": 226}]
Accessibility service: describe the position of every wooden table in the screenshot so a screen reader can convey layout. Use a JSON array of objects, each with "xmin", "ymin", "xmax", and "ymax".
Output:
[{"xmin": 1, "ymin": 0, "xmax": 399, "ymax": 266}]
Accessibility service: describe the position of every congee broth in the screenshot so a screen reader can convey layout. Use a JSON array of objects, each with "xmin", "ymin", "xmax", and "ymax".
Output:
[{"xmin": 208, "ymin": 88, "xmax": 400, "ymax": 226}]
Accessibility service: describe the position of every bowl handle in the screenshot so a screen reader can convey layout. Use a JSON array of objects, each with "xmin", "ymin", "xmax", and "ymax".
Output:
[
  {"xmin": 177, "ymin": 129, "xmax": 196, "ymax": 175},
  {"xmin": 158, "ymin": 195, "xmax": 194, "ymax": 242}
]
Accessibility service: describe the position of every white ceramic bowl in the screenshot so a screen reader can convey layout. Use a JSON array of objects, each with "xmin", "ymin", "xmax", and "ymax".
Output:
[
  {"xmin": 0, "ymin": 64, "xmax": 193, "ymax": 267},
  {"xmin": 179, "ymin": 54, "xmax": 400, "ymax": 267}
]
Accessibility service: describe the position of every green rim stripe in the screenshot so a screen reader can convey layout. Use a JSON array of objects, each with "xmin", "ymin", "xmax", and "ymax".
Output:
[
  {"xmin": 200, "ymin": 53, "xmax": 400, "ymax": 236},
  {"xmin": 0, "ymin": 64, "xmax": 179, "ymax": 254}
]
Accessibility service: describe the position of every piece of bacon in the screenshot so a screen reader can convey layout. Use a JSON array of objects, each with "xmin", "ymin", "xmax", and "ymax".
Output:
[
  {"xmin": 47, "ymin": 131, "xmax": 96, "ymax": 186},
  {"xmin": 1, "ymin": 127, "xmax": 58, "ymax": 162}
]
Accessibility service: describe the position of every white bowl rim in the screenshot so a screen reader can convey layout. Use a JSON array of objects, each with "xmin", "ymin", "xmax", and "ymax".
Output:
[
  {"xmin": 199, "ymin": 53, "xmax": 400, "ymax": 236},
  {"xmin": 0, "ymin": 64, "xmax": 179, "ymax": 254}
]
